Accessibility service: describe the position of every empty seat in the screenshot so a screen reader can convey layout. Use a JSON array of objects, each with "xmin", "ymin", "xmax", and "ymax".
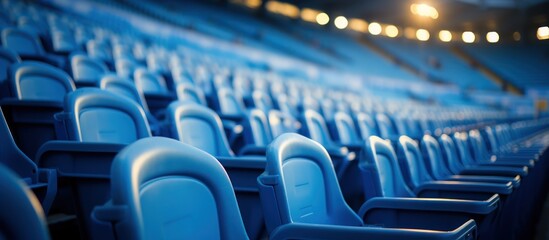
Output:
[
  {"xmin": 9, "ymin": 61, "xmax": 74, "ymax": 102},
  {"xmin": 1, "ymin": 27, "xmax": 45, "ymax": 57},
  {"xmin": 258, "ymin": 133, "xmax": 477, "ymax": 239},
  {"xmin": 133, "ymin": 68, "xmax": 173, "ymax": 118},
  {"xmin": 86, "ymin": 39, "xmax": 112, "ymax": 64},
  {"xmin": 69, "ymin": 53, "xmax": 109, "ymax": 87},
  {"xmin": 238, "ymin": 108, "xmax": 273, "ymax": 155},
  {"xmin": 0, "ymin": 163, "xmax": 50, "ymax": 240},
  {"xmin": 0, "ymin": 46, "xmax": 21, "ymax": 99},
  {"xmin": 175, "ymin": 82, "xmax": 207, "ymax": 105},
  {"xmin": 93, "ymin": 137, "xmax": 249, "ymax": 240}
]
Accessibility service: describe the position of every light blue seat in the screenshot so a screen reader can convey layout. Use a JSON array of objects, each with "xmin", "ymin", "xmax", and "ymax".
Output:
[
  {"xmin": 3, "ymin": 61, "xmax": 75, "ymax": 159},
  {"xmin": 37, "ymin": 88, "xmax": 152, "ymax": 240},
  {"xmin": 238, "ymin": 108, "xmax": 273, "ymax": 156},
  {"xmin": 354, "ymin": 112, "xmax": 378, "ymax": 141},
  {"xmin": 133, "ymin": 68, "xmax": 174, "ymax": 118},
  {"xmin": 175, "ymin": 82, "xmax": 207, "ymax": 106},
  {"xmin": 86, "ymin": 39, "xmax": 112, "ymax": 64},
  {"xmin": 258, "ymin": 133, "xmax": 477, "ymax": 240},
  {"xmin": 375, "ymin": 113, "xmax": 399, "ymax": 142},
  {"xmin": 69, "ymin": 53, "xmax": 109, "ymax": 87},
  {"xmin": 0, "ymin": 163, "xmax": 50, "ymax": 240},
  {"xmin": 361, "ymin": 136, "xmax": 501, "ymax": 239},
  {"xmin": 166, "ymin": 101, "xmax": 267, "ymax": 239},
  {"xmin": 93, "ymin": 137, "xmax": 249, "ymax": 240},
  {"xmin": 50, "ymin": 29, "xmax": 78, "ymax": 54},
  {"xmin": 268, "ymin": 109, "xmax": 300, "ymax": 138}
]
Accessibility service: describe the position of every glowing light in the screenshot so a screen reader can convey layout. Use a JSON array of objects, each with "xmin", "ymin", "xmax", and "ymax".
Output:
[
  {"xmin": 462, "ymin": 31, "xmax": 475, "ymax": 43},
  {"xmin": 349, "ymin": 19, "xmax": 368, "ymax": 33},
  {"xmin": 334, "ymin": 16, "xmax": 348, "ymax": 29},
  {"xmin": 266, "ymin": 1, "xmax": 299, "ymax": 18},
  {"xmin": 316, "ymin": 12, "xmax": 330, "ymax": 25},
  {"xmin": 368, "ymin": 22, "xmax": 382, "ymax": 35},
  {"xmin": 301, "ymin": 8, "xmax": 320, "ymax": 23},
  {"xmin": 537, "ymin": 26, "xmax": 549, "ymax": 40},
  {"xmin": 439, "ymin": 30, "xmax": 452, "ymax": 42},
  {"xmin": 513, "ymin": 32, "xmax": 521, "ymax": 41},
  {"xmin": 416, "ymin": 29, "xmax": 430, "ymax": 41},
  {"xmin": 385, "ymin": 25, "xmax": 399, "ymax": 38},
  {"xmin": 410, "ymin": 3, "xmax": 439, "ymax": 19},
  {"xmin": 404, "ymin": 27, "xmax": 416, "ymax": 39},
  {"xmin": 486, "ymin": 31, "xmax": 499, "ymax": 43}
]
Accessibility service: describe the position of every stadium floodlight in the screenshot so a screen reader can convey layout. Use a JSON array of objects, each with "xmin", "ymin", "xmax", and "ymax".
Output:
[
  {"xmin": 316, "ymin": 12, "xmax": 330, "ymax": 25},
  {"xmin": 416, "ymin": 29, "xmax": 430, "ymax": 41},
  {"xmin": 334, "ymin": 16, "xmax": 348, "ymax": 29},
  {"xmin": 439, "ymin": 30, "xmax": 452, "ymax": 42},
  {"xmin": 368, "ymin": 22, "xmax": 382, "ymax": 35},
  {"xmin": 486, "ymin": 31, "xmax": 499, "ymax": 43},
  {"xmin": 462, "ymin": 31, "xmax": 475, "ymax": 43}
]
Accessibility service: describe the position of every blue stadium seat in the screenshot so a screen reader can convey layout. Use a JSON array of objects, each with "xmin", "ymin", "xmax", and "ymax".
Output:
[
  {"xmin": 175, "ymin": 82, "xmax": 207, "ymax": 105},
  {"xmin": 2, "ymin": 61, "xmax": 75, "ymax": 159},
  {"xmin": 251, "ymin": 90, "xmax": 274, "ymax": 113},
  {"xmin": 92, "ymin": 137, "xmax": 249, "ymax": 240},
  {"xmin": 50, "ymin": 29, "xmax": 78, "ymax": 54},
  {"xmin": 114, "ymin": 58, "xmax": 138, "ymax": 79},
  {"xmin": 36, "ymin": 88, "xmax": 152, "ymax": 239},
  {"xmin": 329, "ymin": 111, "xmax": 363, "ymax": 146},
  {"xmin": 354, "ymin": 112, "xmax": 379, "ymax": 141},
  {"xmin": 361, "ymin": 135, "xmax": 501, "ymax": 239},
  {"xmin": 1, "ymin": 27, "xmax": 64, "ymax": 67},
  {"xmin": 133, "ymin": 68, "xmax": 174, "ymax": 118},
  {"xmin": 268, "ymin": 109, "xmax": 300, "ymax": 138},
  {"xmin": 375, "ymin": 113, "xmax": 399, "ymax": 142},
  {"xmin": 86, "ymin": 39, "xmax": 112, "ymax": 64},
  {"xmin": 238, "ymin": 108, "xmax": 273, "ymax": 155},
  {"xmin": 69, "ymin": 53, "xmax": 109, "ymax": 87},
  {"xmin": 0, "ymin": 163, "xmax": 50, "ymax": 240},
  {"xmin": 0, "ymin": 47, "xmax": 20, "ymax": 99},
  {"xmin": 166, "ymin": 101, "xmax": 267, "ymax": 239},
  {"xmin": 258, "ymin": 133, "xmax": 478, "ymax": 240}
]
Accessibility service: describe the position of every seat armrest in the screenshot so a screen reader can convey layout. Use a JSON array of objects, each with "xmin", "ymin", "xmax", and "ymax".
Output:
[
  {"xmin": 270, "ymin": 221, "xmax": 477, "ymax": 240},
  {"xmin": 358, "ymin": 195, "xmax": 499, "ymax": 218},
  {"xmin": 415, "ymin": 180, "xmax": 513, "ymax": 196}
]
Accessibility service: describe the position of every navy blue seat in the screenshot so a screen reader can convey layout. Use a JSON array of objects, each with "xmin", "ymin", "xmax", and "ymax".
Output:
[
  {"xmin": 50, "ymin": 29, "xmax": 78, "ymax": 54},
  {"xmin": 166, "ymin": 101, "xmax": 267, "ymax": 239},
  {"xmin": 361, "ymin": 136, "xmax": 501, "ymax": 239},
  {"xmin": 1, "ymin": 61, "xmax": 75, "ymax": 160},
  {"xmin": 1, "ymin": 27, "xmax": 64, "ymax": 67},
  {"xmin": 0, "ymin": 163, "xmax": 50, "ymax": 240},
  {"xmin": 36, "ymin": 88, "xmax": 152, "ymax": 240},
  {"xmin": 69, "ymin": 53, "xmax": 109, "ymax": 87},
  {"xmin": 258, "ymin": 133, "xmax": 477, "ymax": 240},
  {"xmin": 93, "ymin": 137, "xmax": 249, "ymax": 240},
  {"xmin": 0, "ymin": 47, "xmax": 20, "ymax": 99}
]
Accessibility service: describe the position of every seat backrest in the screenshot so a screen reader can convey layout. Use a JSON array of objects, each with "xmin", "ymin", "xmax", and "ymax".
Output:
[
  {"xmin": 216, "ymin": 87, "xmax": 246, "ymax": 116},
  {"xmin": 64, "ymin": 88, "xmax": 151, "ymax": 143},
  {"xmin": 242, "ymin": 108, "xmax": 273, "ymax": 147},
  {"xmin": 397, "ymin": 135, "xmax": 434, "ymax": 190},
  {"xmin": 167, "ymin": 102, "xmax": 233, "ymax": 157},
  {"xmin": 438, "ymin": 134, "xmax": 465, "ymax": 174},
  {"xmin": 420, "ymin": 135, "xmax": 453, "ymax": 180},
  {"xmin": 0, "ymin": 47, "xmax": 21, "ymax": 98},
  {"xmin": 251, "ymin": 90, "xmax": 273, "ymax": 113},
  {"xmin": 175, "ymin": 83, "xmax": 207, "ymax": 105},
  {"xmin": 109, "ymin": 137, "xmax": 248, "ymax": 240},
  {"xmin": 354, "ymin": 112, "xmax": 378, "ymax": 141},
  {"xmin": 452, "ymin": 132, "xmax": 476, "ymax": 166},
  {"xmin": 268, "ymin": 110, "xmax": 299, "ymax": 138},
  {"xmin": 10, "ymin": 61, "xmax": 75, "ymax": 102},
  {"xmin": 1, "ymin": 27, "xmax": 44, "ymax": 56},
  {"xmin": 99, "ymin": 75, "xmax": 149, "ymax": 112},
  {"xmin": 133, "ymin": 68, "xmax": 168, "ymax": 95},
  {"xmin": 70, "ymin": 53, "xmax": 108, "ymax": 84},
  {"xmin": 115, "ymin": 58, "xmax": 138, "ymax": 79},
  {"xmin": 300, "ymin": 109, "xmax": 335, "ymax": 147},
  {"xmin": 468, "ymin": 129, "xmax": 491, "ymax": 162},
  {"xmin": 86, "ymin": 39, "xmax": 112, "ymax": 63},
  {"xmin": 0, "ymin": 107, "xmax": 39, "ymax": 184},
  {"xmin": 0, "ymin": 163, "xmax": 49, "ymax": 240},
  {"xmin": 331, "ymin": 111, "xmax": 361, "ymax": 145},
  {"xmin": 482, "ymin": 126, "xmax": 499, "ymax": 154},
  {"xmin": 375, "ymin": 113, "xmax": 398, "ymax": 140},
  {"xmin": 259, "ymin": 133, "xmax": 362, "ymax": 234},
  {"xmin": 360, "ymin": 136, "xmax": 415, "ymax": 199}
]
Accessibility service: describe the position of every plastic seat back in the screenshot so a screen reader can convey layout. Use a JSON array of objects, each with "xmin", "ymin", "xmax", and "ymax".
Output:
[
  {"xmin": 252, "ymin": 90, "xmax": 273, "ymax": 113},
  {"xmin": 175, "ymin": 83, "xmax": 207, "ymax": 105},
  {"xmin": 468, "ymin": 129, "xmax": 491, "ymax": 162},
  {"xmin": 86, "ymin": 39, "xmax": 112, "ymax": 63},
  {"xmin": 420, "ymin": 135, "xmax": 453, "ymax": 180},
  {"xmin": 167, "ymin": 102, "xmax": 233, "ymax": 157},
  {"xmin": 10, "ymin": 61, "xmax": 75, "ymax": 102},
  {"xmin": 1, "ymin": 27, "xmax": 45, "ymax": 56},
  {"xmin": 0, "ymin": 47, "xmax": 21, "ymax": 98},
  {"xmin": 216, "ymin": 87, "xmax": 246, "ymax": 116},
  {"xmin": 64, "ymin": 88, "xmax": 151, "ymax": 143},
  {"xmin": 107, "ymin": 137, "xmax": 248, "ymax": 240},
  {"xmin": 332, "ymin": 111, "xmax": 361, "ymax": 145},
  {"xmin": 452, "ymin": 132, "xmax": 477, "ymax": 166},
  {"xmin": 360, "ymin": 136, "xmax": 415, "ymax": 199},
  {"xmin": 397, "ymin": 136, "xmax": 435, "ymax": 190},
  {"xmin": 301, "ymin": 109, "xmax": 335, "ymax": 147},
  {"xmin": 114, "ymin": 58, "xmax": 137, "ymax": 79},
  {"xmin": 70, "ymin": 53, "xmax": 108, "ymax": 85},
  {"xmin": 375, "ymin": 113, "xmax": 398, "ymax": 140},
  {"xmin": 99, "ymin": 75, "xmax": 149, "ymax": 112},
  {"xmin": 243, "ymin": 108, "xmax": 273, "ymax": 147},
  {"xmin": 258, "ymin": 133, "xmax": 362, "ymax": 234},
  {"xmin": 355, "ymin": 112, "xmax": 378, "ymax": 141},
  {"xmin": 438, "ymin": 134, "xmax": 465, "ymax": 174},
  {"xmin": 134, "ymin": 68, "xmax": 168, "ymax": 95},
  {"xmin": 0, "ymin": 164, "xmax": 49, "ymax": 240},
  {"xmin": 268, "ymin": 110, "xmax": 299, "ymax": 138}
]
